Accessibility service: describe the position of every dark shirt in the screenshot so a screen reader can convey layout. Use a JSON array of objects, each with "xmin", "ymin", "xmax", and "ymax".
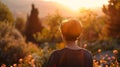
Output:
[{"xmin": 46, "ymin": 48, "xmax": 93, "ymax": 67}]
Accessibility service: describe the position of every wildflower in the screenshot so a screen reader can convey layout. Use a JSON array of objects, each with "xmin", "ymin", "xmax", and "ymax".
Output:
[
  {"xmin": 18, "ymin": 58, "xmax": 23, "ymax": 67},
  {"xmin": 98, "ymin": 49, "xmax": 102, "ymax": 53},
  {"xmin": 105, "ymin": 64, "xmax": 108, "ymax": 67},
  {"xmin": 107, "ymin": 57, "xmax": 111, "ymax": 61},
  {"xmin": 105, "ymin": 54, "xmax": 109, "ymax": 57},
  {"xmin": 13, "ymin": 64, "xmax": 17, "ymax": 67},
  {"xmin": 28, "ymin": 54, "xmax": 33, "ymax": 61},
  {"xmin": 113, "ymin": 50, "xmax": 118, "ymax": 55},
  {"xmin": 29, "ymin": 59, "xmax": 36, "ymax": 67},
  {"xmin": 1, "ymin": 64, "xmax": 6, "ymax": 67},
  {"xmin": 19, "ymin": 58, "xmax": 23, "ymax": 63},
  {"xmin": 111, "ymin": 56, "xmax": 116, "ymax": 60},
  {"xmin": 83, "ymin": 44, "xmax": 87, "ymax": 48}
]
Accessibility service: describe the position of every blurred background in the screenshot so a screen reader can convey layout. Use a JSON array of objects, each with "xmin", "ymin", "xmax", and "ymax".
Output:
[{"xmin": 0, "ymin": 0, "xmax": 120, "ymax": 67}]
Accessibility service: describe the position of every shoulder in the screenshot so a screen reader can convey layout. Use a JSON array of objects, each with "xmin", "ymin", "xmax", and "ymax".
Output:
[
  {"xmin": 50, "ymin": 49, "xmax": 61, "ymax": 56},
  {"xmin": 48, "ymin": 50, "xmax": 60, "ymax": 61},
  {"xmin": 81, "ymin": 48, "xmax": 92, "ymax": 56},
  {"xmin": 50, "ymin": 48, "xmax": 67, "ymax": 56}
]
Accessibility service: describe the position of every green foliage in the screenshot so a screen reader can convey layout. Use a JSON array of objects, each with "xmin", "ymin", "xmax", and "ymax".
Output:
[
  {"xmin": 33, "ymin": 28, "xmax": 51, "ymax": 43},
  {"xmin": 0, "ymin": 22, "xmax": 43, "ymax": 66},
  {"xmin": 78, "ymin": 9, "xmax": 106, "ymax": 43},
  {"xmin": 0, "ymin": 22, "xmax": 28, "ymax": 66},
  {"xmin": 0, "ymin": 1, "xmax": 14, "ymax": 23},
  {"xmin": 25, "ymin": 4, "xmax": 43, "ymax": 43},
  {"xmin": 45, "ymin": 12, "xmax": 63, "ymax": 42},
  {"xmin": 102, "ymin": 0, "xmax": 120, "ymax": 38},
  {"xmin": 86, "ymin": 39, "xmax": 118, "ymax": 55},
  {"xmin": 34, "ymin": 12, "xmax": 64, "ymax": 43},
  {"xmin": 15, "ymin": 17, "xmax": 26, "ymax": 35}
]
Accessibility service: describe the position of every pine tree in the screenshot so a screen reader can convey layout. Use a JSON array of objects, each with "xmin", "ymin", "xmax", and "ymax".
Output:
[
  {"xmin": 102, "ymin": 0, "xmax": 120, "ymax": 38},
  {"xmin": 25, "ymin": 4, "xmax": 43, "ymax": 43}
]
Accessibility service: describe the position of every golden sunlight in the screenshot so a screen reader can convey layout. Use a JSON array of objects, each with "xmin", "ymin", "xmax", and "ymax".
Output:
[{"xmin": 44, "ymin": 0, "xmax": 108, "ymax": 11}]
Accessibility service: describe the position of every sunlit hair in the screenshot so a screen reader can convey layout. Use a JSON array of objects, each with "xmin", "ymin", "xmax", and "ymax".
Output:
[{"xmin": 60, "ymin": 19, "xmax": 82, "ymax": 41}]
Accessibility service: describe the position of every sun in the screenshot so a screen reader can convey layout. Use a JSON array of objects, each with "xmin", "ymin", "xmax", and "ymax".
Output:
[{"xmin": 44, "ymin": 0, "xmax": 108, "ymax": 11}]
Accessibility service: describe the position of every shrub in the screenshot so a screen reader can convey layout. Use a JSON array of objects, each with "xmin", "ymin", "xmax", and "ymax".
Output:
[{"xmin": 0, "ymin": 22, "xmax": 28, "ymax": 66}]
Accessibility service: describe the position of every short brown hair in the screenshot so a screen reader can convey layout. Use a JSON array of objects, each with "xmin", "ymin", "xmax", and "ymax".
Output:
[{"xmin": 60, "ymin": 19, "xmax": 82, "ymax": 41}]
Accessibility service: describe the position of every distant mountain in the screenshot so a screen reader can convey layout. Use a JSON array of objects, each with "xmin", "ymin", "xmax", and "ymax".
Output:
[{"xmin": 1, "ymin": 0, "xmax": 80, "ymax": 18}]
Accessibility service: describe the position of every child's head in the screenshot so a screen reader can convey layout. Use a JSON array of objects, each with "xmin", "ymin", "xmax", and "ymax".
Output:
[{"xmin": 60, "ymin": 19, "xmax": 82, "ymax": 41}]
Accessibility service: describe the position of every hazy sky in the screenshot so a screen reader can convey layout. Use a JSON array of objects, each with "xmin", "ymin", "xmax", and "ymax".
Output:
[
  {"xmin": 44, "ymin": 0, "xmax": 108, "ymax": 10},
  {"xmin": 1, "ymin": 0, "xmax": 107, "ymax": 18}
]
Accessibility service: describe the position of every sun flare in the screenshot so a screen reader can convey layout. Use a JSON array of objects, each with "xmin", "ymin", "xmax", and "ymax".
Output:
[{"xmin": 44, "ymin": 0, "xmax": 108, "ymax": 11}]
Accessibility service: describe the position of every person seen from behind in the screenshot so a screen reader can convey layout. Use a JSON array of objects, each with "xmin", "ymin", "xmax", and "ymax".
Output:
[{"xmin": 46, "ymin": 19, "xmax": 93, "ymax": 67}]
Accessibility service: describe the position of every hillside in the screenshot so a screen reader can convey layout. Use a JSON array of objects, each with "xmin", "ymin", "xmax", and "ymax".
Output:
[{"xmin": 1, "ymin": 0, "xmax": 81, "ymax": 18}]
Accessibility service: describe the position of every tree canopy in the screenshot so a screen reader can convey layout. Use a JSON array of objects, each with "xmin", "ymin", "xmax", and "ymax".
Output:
[
  {"xmin": 25, "ymin": 4, "xmax": 43, "ymax": 43},
  {"xmin": 0, "ymin": 1, "xmax": 14, "ymax": 23},
  {"xmin": 102, "ymin": 0, "xmax": 120, "ymax": 38}
]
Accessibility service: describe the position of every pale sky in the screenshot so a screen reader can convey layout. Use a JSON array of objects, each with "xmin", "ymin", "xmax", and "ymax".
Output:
[
  {"xmin": 1, "ymin": 0, "xmax": 108, "ymax": 18},
  {"xmin": 44, "ymin": 0, "xmax": 108, "ymax": 11}
]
